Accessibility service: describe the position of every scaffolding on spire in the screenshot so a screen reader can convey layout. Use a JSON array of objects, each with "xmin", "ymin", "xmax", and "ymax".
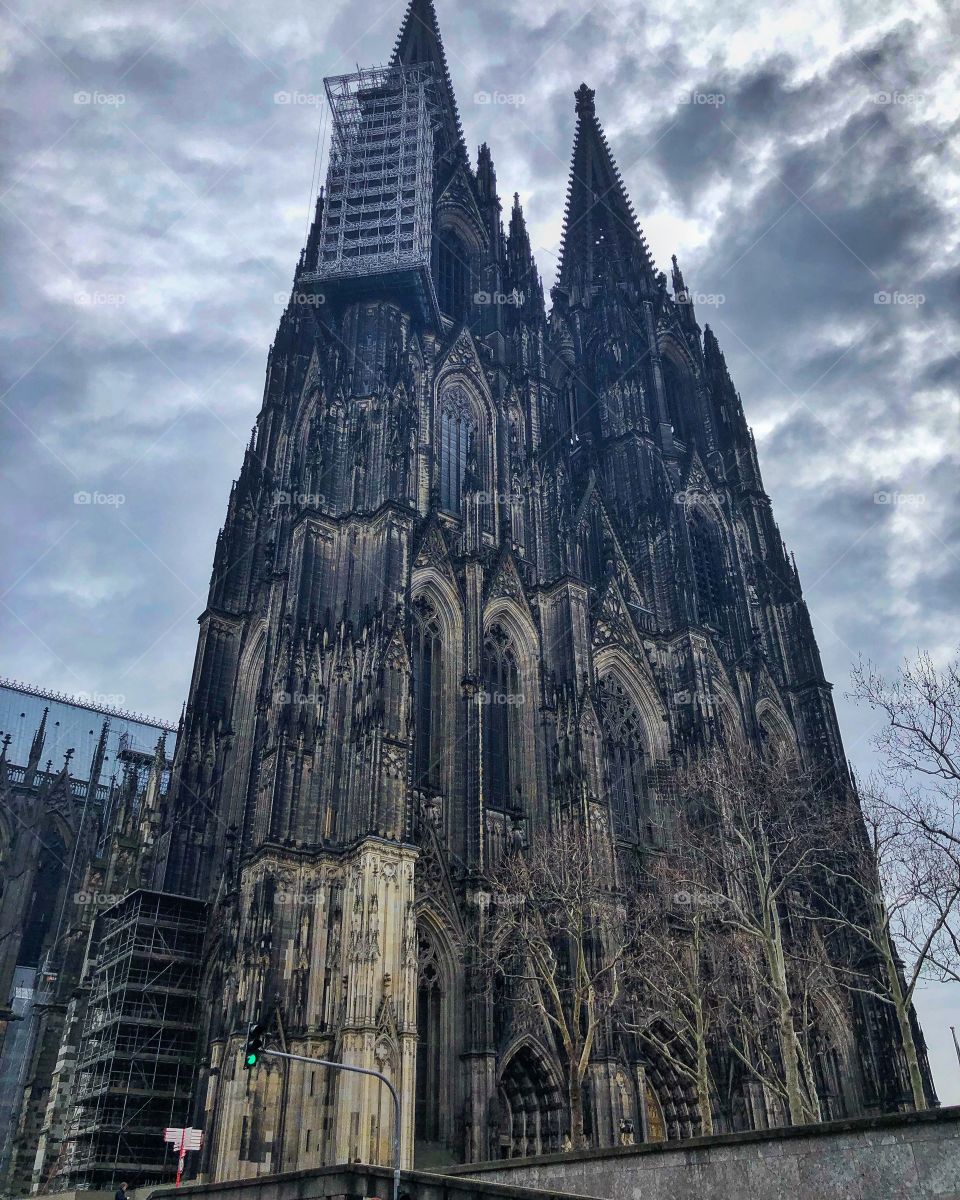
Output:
[{"xmin": 300, "ymin": 62, "xmax": 443, "ymax": 324}]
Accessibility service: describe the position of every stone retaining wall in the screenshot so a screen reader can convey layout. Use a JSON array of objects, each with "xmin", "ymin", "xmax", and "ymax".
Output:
[
  {"xmin": 449, "ymin": 1107, "xmax": 960, "ymax": 1200},
  {"xmin": 146, "ymin": 1162, "xmax": 603, "ymax": 1200}
]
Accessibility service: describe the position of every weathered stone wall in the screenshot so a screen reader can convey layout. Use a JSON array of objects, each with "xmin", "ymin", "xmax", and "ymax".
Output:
[
  {"xmin": 449, "ymin": 1107, "xmax": 960, "ymax": 1200},
  {"xmin": 144, "ymin": 1162, "xmax": 603, "ymax": 1200}
]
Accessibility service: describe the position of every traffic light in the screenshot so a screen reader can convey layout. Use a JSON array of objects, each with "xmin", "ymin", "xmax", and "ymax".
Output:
[{"xmin": 244, "ymin": 1021, "xmax": 266, "ymax": 1069}]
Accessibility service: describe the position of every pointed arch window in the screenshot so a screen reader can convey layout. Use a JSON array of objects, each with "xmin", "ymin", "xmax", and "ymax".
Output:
[
  {"xmin": 582, "ymin": 508, "xmax": 607, "ymax": 584},
  {"xmin": 757, "ymin": 706, "xmax": 797, "ymax": 768},
  {"xmin": 483, "ymin": 624, "xmax": 522, "ymax": 813},
  {"xmin": 436, "ymin": 229, "xmax": 472, "ymax": 322},
  {"xmin": 688, "ymin": 514, "xmax": 725, "ymax": 633},
  {"xmin": 412, "ymin": 596, "xmax": 444, "ymax": 793},
  {"xmin": 598, "ymin": 675, "xmax": 647, "ymax": 841},
  {"xmin": 438, "ymin": 387, "xmax": 475, "ymax": 516},
  {"xmin": 20, "ymin": 830, "xmax": 67, "ymax": 966},
  {"xmin": 415, "ymin": 928, "xmax": 448, "ymax": 1146},
  {"xmin": 662, "ymin": 354, "xmax": 696, "ymax": 446}
]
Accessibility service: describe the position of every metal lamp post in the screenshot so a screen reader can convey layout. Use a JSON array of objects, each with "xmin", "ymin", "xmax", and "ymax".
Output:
[{"xmin": 261, "ymin": 1049, "xmax": 402, "ymax": 1200}]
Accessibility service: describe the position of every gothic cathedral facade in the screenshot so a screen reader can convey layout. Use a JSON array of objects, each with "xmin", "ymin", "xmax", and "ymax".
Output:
[{"xmin": 146, "ymin": 0, "xmax": 927, "ymax": 1176}]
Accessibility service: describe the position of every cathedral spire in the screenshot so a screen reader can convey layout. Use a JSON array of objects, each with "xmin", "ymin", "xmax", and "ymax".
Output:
[
  {"xmin": 556, "ymin": 83, "xmax": 655, "ymax": 303},
  {"xmin": 476, "ymin": 142, "xmax": 497, "ymax": 203},
  {"xmin": 391, "ymin": 0, "xmax": 466, "ymax": 162},
  {"xmin": 27, "ymin": 705, "xmax": 48, "ymax": 783},
  {"xmin": 508, "ymin": 193, "xmax": 532, "ymax": 265},
  {"xmin": 84, "ymin": 718, "xmax": 109, "ymax": 803},
  {"xmin": 505, "ymin": 191, "xmax": 543, "ymax": 320},
  {"xmin": 671, "ymin": 253, "xmax": 686, "ymax": 300},
  {"xmin": 672, "ymin": 252, "xmax": 700, "ymax": 332},
  {"xmin": 0, "ymin": 733, "xmax": 10, "ymax": 787}
]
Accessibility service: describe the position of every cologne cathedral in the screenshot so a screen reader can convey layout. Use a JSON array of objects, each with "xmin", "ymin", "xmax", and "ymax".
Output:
[{"xmin": 0, "ymin": 0, "xmax": 936, "ymax": 1192}]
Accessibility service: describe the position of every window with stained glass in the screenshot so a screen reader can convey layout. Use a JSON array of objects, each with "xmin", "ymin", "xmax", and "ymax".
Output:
[
  {"xmin": 438, "ymin": 391, "xmax": 474, "ymax": 516},
  {"xmin": 598, "ymin": 674, "xmax": 647, "ymax": 840}
]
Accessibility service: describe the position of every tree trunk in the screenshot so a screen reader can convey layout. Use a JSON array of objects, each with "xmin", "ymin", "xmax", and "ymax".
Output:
[
  {"xmin": 567, "ymin": 1064, "xmax": 586, "ymax": 1149},
  {"xmin": 695, "ymin": 1032, "xmax": 714, "ymax": 1136},
  {"xmin": 894, "ymin": 999, "xmax": 928, "ymax": 1111},
  {"xmin": 796, "ymin": 1037, "xmax": 823, "ymax": 1124},
  {"xmin": 765, "ymin": 904, "xmax": 808, "ymax": 1125},
  {"xmin": 881, "ymin": 937, "xmax": 928, "ymax": 1110},
  {"xmin": 777, "ymin": 995, "xmax": 806, "ymax": 1124}
]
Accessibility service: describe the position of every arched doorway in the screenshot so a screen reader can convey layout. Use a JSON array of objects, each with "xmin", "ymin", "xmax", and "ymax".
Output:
[
  {"xmin": 643, "ymin": 1079, "xmax": 666, "ymax": 1141},
  {"xmin": 640, "ymin": 1051, "xmax": 701, "ymax": 1140},
  {"xmin": 496, "ymin": 1044, "xmax": 563, "ymax": 1158}
]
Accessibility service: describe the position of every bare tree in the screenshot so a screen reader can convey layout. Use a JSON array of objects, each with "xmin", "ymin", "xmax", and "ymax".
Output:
[
  {"xmin": 664, "ymin": 740, "xmax": 839, "ymax": 1126},
  {"xmin": 852, "ymin": 652, "xmax": 960, "ymax": 856},
  {"xmin": 473, "ymin": 820, "xmax": 635, "ymax": 1149},
  {"xmin": 820, "ymin": 651, "xmax": 960, "ymax": 1109},
  {"xmin": 624, "ymin": 857, "xmax": 730, "ymax": 1135},
  {"xmin": 813, "ymin": 779, "xmax": 959, "ymax": 1111}
]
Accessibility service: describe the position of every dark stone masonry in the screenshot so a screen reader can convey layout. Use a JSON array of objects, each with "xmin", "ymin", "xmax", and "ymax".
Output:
[{"xmin": 0, "ymin": 0, "xmax": 938, "ymax": 1194}]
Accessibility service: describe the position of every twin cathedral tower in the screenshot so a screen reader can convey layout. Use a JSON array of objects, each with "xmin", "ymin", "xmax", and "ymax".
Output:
[{"xmin": 50, "ymin": 0, "xmax": 923, "ymax": 1180}]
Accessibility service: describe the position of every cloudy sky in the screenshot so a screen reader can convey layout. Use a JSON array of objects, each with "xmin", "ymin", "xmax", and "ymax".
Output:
[{"xmin": 1, "ymin": 0, "xmax": 958, "ymax": 1098}]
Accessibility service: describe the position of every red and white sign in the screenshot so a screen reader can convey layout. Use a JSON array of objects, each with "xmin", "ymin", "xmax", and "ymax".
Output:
[
  {"xmin": 163, "ymin": 1127, "xmax": 203, "ymax": 1186},
  {"xmin": 164, "ymin": 1128, "xmax": 203, "ymax": 1150}
]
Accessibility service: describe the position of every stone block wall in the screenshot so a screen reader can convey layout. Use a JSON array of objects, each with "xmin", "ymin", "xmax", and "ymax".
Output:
[{"xmin": 449, "ymin": 1107, "xmax": 960, "ymax": 1200}]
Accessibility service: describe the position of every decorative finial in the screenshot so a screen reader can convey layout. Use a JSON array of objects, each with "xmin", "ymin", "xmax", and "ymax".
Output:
[
  {"xmin": 574, "ymin": 83, "xmax": 595, "ymax": 117},
  {"xmin": 671, "ymin": 253, "xmax": 686, "ymax": 298}
]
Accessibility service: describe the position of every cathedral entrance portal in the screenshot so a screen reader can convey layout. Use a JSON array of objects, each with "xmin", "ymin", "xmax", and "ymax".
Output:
[{"xmin": 496, "ymin": 1044, "xmax": 563, "ymax": 1158}]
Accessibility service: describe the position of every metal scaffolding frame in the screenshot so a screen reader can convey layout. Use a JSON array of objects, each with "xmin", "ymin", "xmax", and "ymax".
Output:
[
  {"xmin": 301, "ymin": 62, "xmax": 442, "ymax": 322},
  {"xmin": 58, "ymin": 891, "xmax": 207, "ymax": 1190}
]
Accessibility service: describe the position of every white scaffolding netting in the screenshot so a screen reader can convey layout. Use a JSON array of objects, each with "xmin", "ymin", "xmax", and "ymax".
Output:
[{"xmin": 311, "ymin": 63, "xmax": 440, "ymax": 283}]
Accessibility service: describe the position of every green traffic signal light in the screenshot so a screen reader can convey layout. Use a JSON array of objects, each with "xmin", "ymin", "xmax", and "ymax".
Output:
[{"xmin": 244, "ymin": 1020, "xmax": 266, "ymax": 1069}]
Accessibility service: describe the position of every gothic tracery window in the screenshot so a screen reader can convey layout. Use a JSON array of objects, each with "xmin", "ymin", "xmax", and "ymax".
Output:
[
  {"xmin": 438, "ymin": 388, "xmax": 474, "ymax": 516},
  {"xmin": 598, "ymin": 675, "xmax": 647, "ymax": 841},
  {"xmin": 415, "ymin": 929, "xmax": 446, "ymax": 1145},
  {"xmin": 412, "ymin": 596, "xmax": 443, "ymax": 793},
  {"xmin": 483, "ymin": 624, "xmax": 522, "ymax": 813},
  {"xmin": 661, "ymin": 354, "xmax": 696, "ymax": 445},
  {"xmin": 688, "ymin": 514, "xmax": 725, "ymax": 634},
  {"xmin": 20, "ymin": 831, "xmax": 67, "ymax": 966},
  {"xmin": 758, "ymin": 708, "xmax": 797, "ymax": 768},
  {"xmin": 436, "ymin": 229, "xmax": 472, "ymax": 322}
]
